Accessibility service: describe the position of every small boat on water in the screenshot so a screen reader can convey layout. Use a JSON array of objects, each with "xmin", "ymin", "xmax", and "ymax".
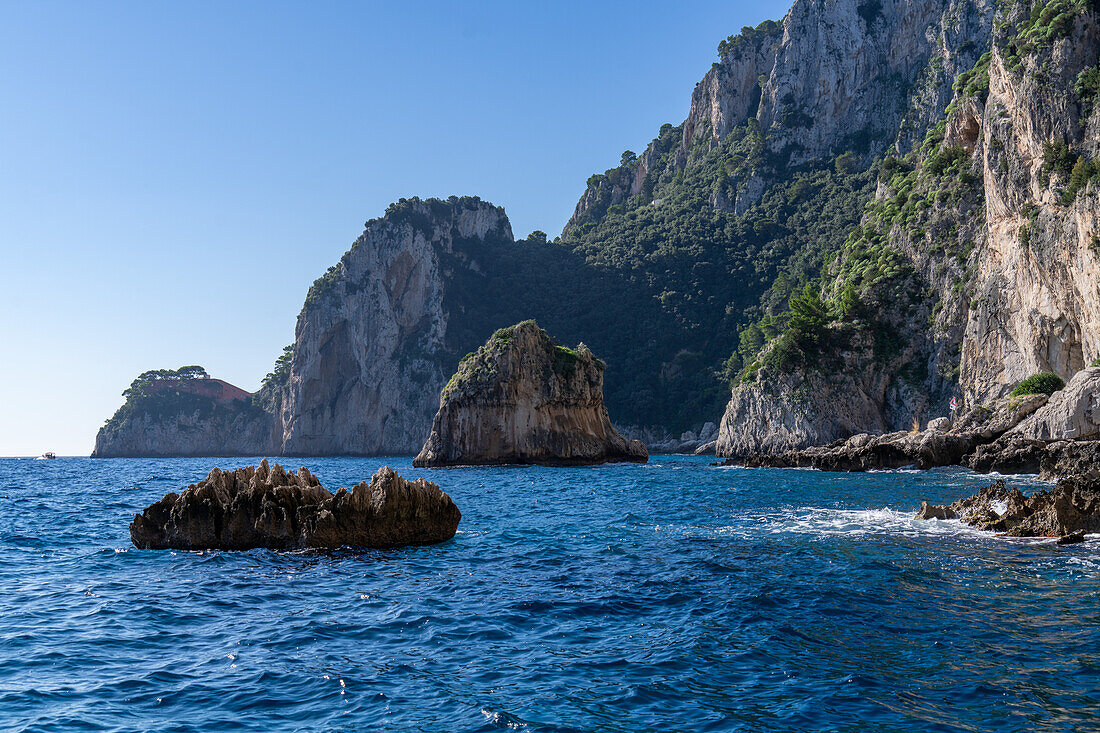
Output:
[{"xmin": 36, "ymin": 452, "xmax": 57, "ymax": 460}]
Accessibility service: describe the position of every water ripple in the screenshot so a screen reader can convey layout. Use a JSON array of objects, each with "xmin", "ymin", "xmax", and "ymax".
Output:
[{"xmin": 1, "ymin": 457, "xmax": 1098, "ymax": 731}]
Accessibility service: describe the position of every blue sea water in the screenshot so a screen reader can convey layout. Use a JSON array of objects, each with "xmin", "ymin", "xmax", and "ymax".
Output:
[{"xmin": 1, "ymin": 455, "xmax": 1099, "ymax": 732}]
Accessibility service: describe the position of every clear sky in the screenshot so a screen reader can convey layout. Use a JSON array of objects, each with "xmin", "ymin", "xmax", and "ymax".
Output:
[{"xmin": 0, "ymin": 0, "xmax": 788, "ymax": 456}]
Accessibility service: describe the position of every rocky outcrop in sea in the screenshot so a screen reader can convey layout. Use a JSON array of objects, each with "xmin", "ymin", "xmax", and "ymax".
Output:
[
  {"xmin": 413, "ymin": 321, "xmax": 648, "ymax": 467},
  {"xmin": 130, "ymin": 460, "xmax": 460, "ymax": 550},
  {"xmin": 916, "ymin": 473, "xmax": 1100, "ymax": 543}
]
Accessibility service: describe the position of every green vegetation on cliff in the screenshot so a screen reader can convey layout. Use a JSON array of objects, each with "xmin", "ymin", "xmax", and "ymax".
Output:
[
  {"xmin": 1010, "ymin": 372, "xmax": 1066, "ymax": 396},
  {"xmin": 440, "ymin": 321, "xmax": 598, "ymax": 403},
  {"xmin": 552, "ymin": 115, "xmax": 879, "ymax": 429},
  {"xmin": 99, "ymin": 366, "xmax": 266, "ymax": 443}
]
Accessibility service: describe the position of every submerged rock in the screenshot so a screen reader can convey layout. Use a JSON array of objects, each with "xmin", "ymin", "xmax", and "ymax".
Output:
[
  {"xmin": 916, "ymin": 473, "xmax": 1100, "ymax": 540},
  {"xmin": 130, "ymin": 460, "xmax": 460, "ymax": 550},
  {"xmin": 414, "ymin": 320, "xmax": 647, "ymax": 467}
]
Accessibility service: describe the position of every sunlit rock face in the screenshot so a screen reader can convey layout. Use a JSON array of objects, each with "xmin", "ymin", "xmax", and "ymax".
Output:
[
  {"xmin": 414, "ymin": 321, "xmax": 647, "ymax": 467},
  {"xmin": 279, "ymin": 197, "xmax": 514, "ymax": 456},
  {"xmin": 718, "ymin": 2, "xmax": 1100, "ymax": 458}
]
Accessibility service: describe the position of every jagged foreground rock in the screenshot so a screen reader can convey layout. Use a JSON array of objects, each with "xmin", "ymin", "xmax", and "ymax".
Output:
[
  {"xmin": 130, "ymin": 460, "xmax": 460, "ymax": 550},
  {"xmin": 916, "ymin": 474, "xmax": 1100, "ymax": 542},
  {"xmin": 730, "ymin": 367, "xmax": 1100, "ymax": 477},
  {"xmin": 414, "ymin": 321, "xmax": 648, "ymax": 467}
]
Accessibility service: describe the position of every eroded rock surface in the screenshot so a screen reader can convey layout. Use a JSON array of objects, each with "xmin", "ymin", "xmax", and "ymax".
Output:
[
  {"xmin": 727, "ymin": 374, "xmax": 1100, "ymax": 478},
  {"xmin": 916, "ymin": 474, "xmax": 1100, "ymax": 540},
  {"xmin": 130, "ymin": 460, "xmax": 460, "ymax": 550},
  {"xmin": 716, "ymin": 5, "xmax": 1100, "ymax": 460},
  {"xmin": 414, "ymin": 321, "xmax": 647, "ymax": 467},
  {"xmin": 279, "ymin": 197, "xmax": 516, "ymax": 456}
]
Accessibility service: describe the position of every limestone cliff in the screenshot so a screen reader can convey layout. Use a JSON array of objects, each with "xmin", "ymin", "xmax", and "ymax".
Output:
[
  {"xmin": 959, "ymin": 3, "xmax": 1100, "ymax": 401},
  {"xmin": 413, "ymin": 321, "xmax": 647, "ymax": 467},
  {"xmin": 93, "ymin": 0, "xmax": 1097, "ymax": 459},
  {"xmin": 92, "ymin": 370, "xmax": 279, "ymax": 458},
  {"xmin": 717, "ymin": 0, "xmax": 1100, "ymax": 458},
  {"xmin": 278, "ymin": 197, "xmax": 515, "ymax": 455},
  {"xmin": 92, "ymin": 407, "xmax": 278, "ymax": 458},
  {"xmin": 566, "ymin": 0, "xmax": 993, "ymax": 231}
]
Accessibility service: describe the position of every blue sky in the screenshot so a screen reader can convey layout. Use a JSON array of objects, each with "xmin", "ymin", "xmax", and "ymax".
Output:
[{"xmin": 0, "ymin": 0, "xmax": 788, "ymax": 456}]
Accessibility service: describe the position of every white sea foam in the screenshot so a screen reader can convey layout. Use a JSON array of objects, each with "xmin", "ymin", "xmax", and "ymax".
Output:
[
  {"xmin": 655, "ymin": 507, "xmax": 994, "ymax": 541},
  {"xmin": 750, "ymin": 506, "xmax": 990, "ymax": 539}
]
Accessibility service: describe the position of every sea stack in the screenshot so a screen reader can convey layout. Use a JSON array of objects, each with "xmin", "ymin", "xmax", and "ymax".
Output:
[
  {"xmin": 130, "ymin": 460, "xmax": 461, "ymax": 550},
  {"xmin": 413, "ymin": 321, "xmax": 647, "ymax": 467}
]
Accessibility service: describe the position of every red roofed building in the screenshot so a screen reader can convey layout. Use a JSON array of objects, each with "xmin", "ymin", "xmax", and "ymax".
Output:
[{"xmin": 146, "ymin": 378, "xmax": 253, "ymax": 405}]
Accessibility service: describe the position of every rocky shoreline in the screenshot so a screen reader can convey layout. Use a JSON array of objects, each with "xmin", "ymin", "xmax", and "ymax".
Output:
[
  {"xmin": 722, "ymin": 368, "xmax": 1100, "ymax": 479},
  {"xmin": 915, "ymin": 473, "xmax": 1100, "ymax": 543}
]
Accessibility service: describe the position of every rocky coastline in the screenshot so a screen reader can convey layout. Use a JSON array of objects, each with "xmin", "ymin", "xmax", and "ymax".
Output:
[
  {"xmin": 915, "ymin": 473, "xmax": 1100, "ymax": 543},
  {"xmin": 722, "ymin": 367, "xmax": 1100, "ymax": 479}
]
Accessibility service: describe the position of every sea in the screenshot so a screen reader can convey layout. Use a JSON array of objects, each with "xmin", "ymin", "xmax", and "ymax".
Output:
[{"xmin": 1, "ymin": 455, "xmax": 1098, "ymax": 732}]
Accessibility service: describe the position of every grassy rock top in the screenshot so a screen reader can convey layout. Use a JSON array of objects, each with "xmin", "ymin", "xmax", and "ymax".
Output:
[{"xmin": 440, "ymin": 320, "xmax": 602, "ymax": 404}]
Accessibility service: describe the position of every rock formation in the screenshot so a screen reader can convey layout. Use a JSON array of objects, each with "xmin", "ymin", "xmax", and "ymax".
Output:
[
  {"xmin": 413, "ymin": 321, "xmax": 648, "ymax": 467},
  {"xmin": 92, "ymin": 407, "xmax": 279, "ymax": 458},
  {"xmin": 1007, "ymin": 367, "xmax": 1100, "ymax": 441},
  {"xmin": 277, "ymin": 197, "xmax": 517, "ymax": 456},
  {"xmin": 566, "ymin": 0, "xmax": 993, "ymax": 231},
  {"xmin": 93, "ymin": 0, "xmax": 1099, "ymax": 459},
  {"xmin": 729, "ymin": 367, "xmax": 1100, "ymax": 477},
  {"xmin": 916, "ymin": 473, "xmax": 1100, "ymax": 541},
  {"xmin": 718, "ymin": 1, "xmax": 1100, "ymax": 458},
  {"xmin": 93, "ymin": 369, "xmax": 279, "ymax": 458},
  {"xmin": 130, "ymin": 460, "xmax": 460, "ymax": 550}
]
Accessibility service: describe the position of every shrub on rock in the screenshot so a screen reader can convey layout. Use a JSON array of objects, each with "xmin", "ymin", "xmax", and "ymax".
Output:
[{"xmin": 1010, "ymin": 372, "xmax": 1065, "ymax": 397}]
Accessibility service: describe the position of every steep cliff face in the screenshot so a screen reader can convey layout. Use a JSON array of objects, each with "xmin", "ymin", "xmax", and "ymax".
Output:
[
  {"xmin": 94, "ymin": 0, "xmax": 1096, "ymax": 459},
  {"xmin": 92, "ymin": 408, "xmax": 278, "ymax": 458},
  {"xmin": 759, "ymin": 0, "xmax": 994, "ymax": 163},
  {"xmin": 279, "ymin": 197, "xmax": 515, "ymax": 455},
  {"xmin": 960, "ymin": 5, "xmax": 1100, "ymax": 401},
  {"xmin": 413, "ymin": 321, "xmax": 647, "ymax": 466},
  {"xmin": 566, "ymin": 0, "xmax": 993, "ymax": 231},
  {"xmin": 718, "ymin": 0, "xmax": 1100, "ymax": 458},
  {"xmin": 554, "ymin": 0, "xmax": 994, "ymax": 439}
]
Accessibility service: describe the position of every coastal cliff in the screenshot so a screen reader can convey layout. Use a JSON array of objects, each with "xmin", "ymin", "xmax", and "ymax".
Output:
[
  {"xmin": 93, "ymin": 0, "xmax": 1097, "ymax": 460},
  {"xmin": 413, "ymin": 321, "xmax": 647, "ymax": 467},
  {"xmin": 277, "ymin": 197, "xmax": 516, "ymax": 455},
  {"xmin": 718, "ymin": 0, "xmax": 1100, "ymax": 458},
  {"xmin": 92, "ymin": 368, "xmax": 278, "ymax": 458}
]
